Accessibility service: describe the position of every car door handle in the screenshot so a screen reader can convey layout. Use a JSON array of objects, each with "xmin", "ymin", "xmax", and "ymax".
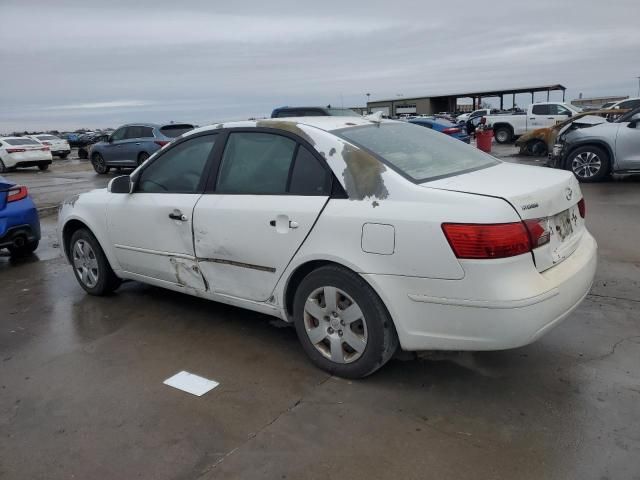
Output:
[
  {"xmin": 269, "ymin": 219, "xmax": 299, "ymax": 229},
  {"xmin": 135, "ymin": 142, "xmax": 141, "ymax": 145},
  {"xmin": 547, "ymin": 117, "xmax": 554, "ymax": 119},
  {"xmin": 169, "ymin": 209, "xmax": 187, "ymax": 221}
]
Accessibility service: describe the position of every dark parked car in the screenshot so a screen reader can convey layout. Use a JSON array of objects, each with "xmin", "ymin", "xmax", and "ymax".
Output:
[
  {"xmin": 409, "ymin": 117, "xmax": 471, "ymax": 143},
  {"xmin": 90, "ymin": 123, "xmax": 194, "ymax": 174},
  {"xmin": 0, "ymin": 176, "xmax": 40, "ymax": 257},
  {"xmin": 271, "ymin": 106, "xmax": 361, "ymax": 118}
]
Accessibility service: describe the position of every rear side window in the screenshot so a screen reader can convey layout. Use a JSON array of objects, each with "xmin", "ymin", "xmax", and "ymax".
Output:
[
  {"xmin": 532, "ymin": 104, "xmax": 551, "ymax": 115},
  {"xmin": 125, "ymin": 126, "xmax": 154, "ymax": 139},
  {"xmin": 216, "ymin": 132, "xmax": 296, "ymax": 194},
  {"xmin": 36, "ymin": 135, "xmax": 58, "ymax": 141},
  {"xmin": 274, "ymin": 110, "xmax": 301, "ymax": 118},
  {"xmin": 289, "ymin": 146, "xmax": 331, "ymax": 195},
  {"xmin": 4, "ymin": 138, "xmax": 40, "ymax": 146},
  {"xmin": 137, "ymin": 134, "xmax": 217, "ymax": 193},
  {"xmin": 160, "ymin": 124, "xmax": 194, "ymax": 138}
]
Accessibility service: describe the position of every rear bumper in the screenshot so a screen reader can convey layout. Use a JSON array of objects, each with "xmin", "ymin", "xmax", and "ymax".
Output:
[
  {"xmin": 0, "ymin": 224, "xmax": 39, "ymax": 248},
  {"xmin": 14, "ymin": 160, "xmax": 52, "ymax": 168},
  {"xmin": 52, "ymin": 149, "xmax": 71, "ymax": 156},
  {"xmin": 363, "ymin": 231, "xmax": 597, "ymax": 351},
  {"xmin": 0, "ymin": 197, "xmax": 40, "ymax": 247}
]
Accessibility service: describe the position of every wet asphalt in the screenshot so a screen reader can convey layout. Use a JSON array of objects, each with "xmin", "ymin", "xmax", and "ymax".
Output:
[{"xmin": 0, "ymin": 149, "xmax": 639, "ymax": 479}]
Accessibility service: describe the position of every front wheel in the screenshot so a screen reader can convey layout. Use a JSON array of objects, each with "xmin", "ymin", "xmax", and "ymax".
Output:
[
  {"xmin": 0, "ymin": 160, "xmax": 6, "ymax": 173},
  {"xmin": 91, "ymin": 153, "xmax": 110, "ymax": 174},
  {"xmin": 69, "ymin": 228, "xmax": 121, "ymax": 295},
  {"xmin": 137, "ymin": 152, "xmax": 149, "ymax": 166},
  {"xmin": 568, "ymin": 145, "xmax": 610, "ymax": 182},
  {"xmin": 293, "ymin": 265, "xmax": 398, "ymax": 378}
]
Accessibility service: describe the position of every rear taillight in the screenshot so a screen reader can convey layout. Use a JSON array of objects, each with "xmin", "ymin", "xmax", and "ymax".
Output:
[
  {"xmin": 155, "ymin": 140, "xmax": 170, "ymax": 147},
  {"xmin": 6, "ymin": 148, "xmax": 26, "ymax": 153},
  {"xmin": 442, "ymin": 127, "xmax": 461, "ymax": 135},
  {"xmin": 578, "ymin": 198, "xmax": 586, "ymax": 218},
  {"xmin": 7, "ymin": 186, "xmax": 28, "ymax": 202},
  {"xmin": 442, "ymin": 223, "xmax": 531, "ymax": 259},
  {"xmin": 523, "ymin": 218, "xmax": 551, "ymax": 248}
]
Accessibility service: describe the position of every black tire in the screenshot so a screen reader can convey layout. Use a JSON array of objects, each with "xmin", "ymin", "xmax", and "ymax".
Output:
[
  {"xmin": 529, "ymin": 139, "xmax": 548, "ymax": 156},
  {"xmin": 0, "ymin": 160, "xmax": 6, "ymax": 173},
  {"xmin": 137, "ymin": 151, "xmax": 149, "ymax": 166},
  {"xmin": 293, "ymin": 265, "xmax": 398, "ymax": 379},
  {"xmin": 59, "ymin": 153, "xmax": 69, "ymax": 159},
  {"xmin": 8, "ymin": 239, "xmax": 38, "ymax": 257},
  {"xmin": 38, "ymin": 163, "xmax": 49, "ymax": 171},
  {"xmin": 78, "ymin": 149, "xmax": 88, "ymax": 159},
  {"xmin": 69, "ymin": 228, "xmax": 121, "ymax": 295},
  {"xmin": 567, "ymin": 145, "xmax": 610, "ymax": 183},
  {"xmin": 494, "ymin": 126, "xmax": 512, "ymax": 144},
  {"xmin": 91, "ymin": 153, "xmax": 110, "ymax": 174}
]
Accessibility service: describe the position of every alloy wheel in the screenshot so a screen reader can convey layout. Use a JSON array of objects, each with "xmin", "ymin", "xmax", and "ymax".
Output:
[
  {"xmin": 93, "ymin": 154, "xmax": 106, "ymax": 173},
  {"xmin": 572, "ymin": 151, "xmax": 601, "ymax": 178},
  {"xmin": 303, "ymin": 286, "xmax": 368, "ymax": 364},
  {"xmin": 72, "ymin": 239, "xmax": 99, "ymax": 288}
]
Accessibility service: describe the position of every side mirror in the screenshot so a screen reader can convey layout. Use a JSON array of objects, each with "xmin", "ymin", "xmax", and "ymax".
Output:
[
  {"xmin": 566, "ymin": 111, "xmax": 573, "ymax": 118},
  {"xmin": 108, "ymin": 175, "xmax": 132, "ymax": 194},
  {"xmin": 629, "ymin": 120, "xmax": 638, "ymax": 129}
]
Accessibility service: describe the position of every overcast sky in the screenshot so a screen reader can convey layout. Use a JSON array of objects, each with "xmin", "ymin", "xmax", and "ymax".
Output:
[{"xmin": 1, "ymin": 0, "xmax": 639, "ymax": 131}]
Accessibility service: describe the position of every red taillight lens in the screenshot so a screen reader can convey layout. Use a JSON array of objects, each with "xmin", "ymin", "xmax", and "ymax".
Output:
[
  {"xmin": 442, "ymin": 222, "xmax": 531, "ymax": 259},
  {"xmin": 6, "ymin": 148, "xmax": 26, "ymax": 153},
  {"xmin": 155, "ymin": 140, "xmax": 170, "ymax": 147},
  {"xmin": 7, "ymin": 186, "xmax": 28, "ymax": 202},
  {"xmin": 578, "ymin": 198, "xmax": 586, "ymax": 218},
  {"xmin": 524, "ymin": 218, "xmax": 551, "ymax": 248},
  {"xmin": 442, "ymin": 127, "xmax": 461, "ymax": 135}
]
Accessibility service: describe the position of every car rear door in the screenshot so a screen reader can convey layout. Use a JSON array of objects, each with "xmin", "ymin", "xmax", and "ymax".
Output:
[
  {"xmin": 107, "ymin": 133, "xmax": 219, "ymax": 288},
  {"xmin": 192, "ymin": 130, "xmax": 331, "ymax": 302}
]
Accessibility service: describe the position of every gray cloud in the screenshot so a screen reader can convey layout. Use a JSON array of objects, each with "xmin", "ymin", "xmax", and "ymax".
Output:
[{"xmin": 1, "ymin": 0, "xmax": 639, "ymax": 131}]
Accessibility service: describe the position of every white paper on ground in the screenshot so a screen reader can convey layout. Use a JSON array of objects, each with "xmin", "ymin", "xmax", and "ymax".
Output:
[{"xmin": 163, "ymin": 371, "xmax": 219, "ymax": 396}]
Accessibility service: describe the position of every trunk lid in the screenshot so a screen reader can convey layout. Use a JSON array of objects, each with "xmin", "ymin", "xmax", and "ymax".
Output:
[{"xmin": 424, "ymin": 162, "xmax": 585, "ymax": 272}]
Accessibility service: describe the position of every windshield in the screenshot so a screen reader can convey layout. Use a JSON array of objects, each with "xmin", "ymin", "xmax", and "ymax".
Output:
[
  {"xmin": 335, "ymin": 122, "xmax": 498, "ymax": 183},
  {"xmin": 327, "ymin": 108, "xmax": 361, "ymax": 117}
]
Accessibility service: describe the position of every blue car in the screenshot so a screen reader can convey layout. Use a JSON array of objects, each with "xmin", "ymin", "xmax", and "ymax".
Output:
[
  {"xmin": 90, "ymin": 123, "xmax": 194, "ymax": 174},
  {"xmin": 409, "ymin": 117, "xmax": 471, "ymax": 143},
  {"xmin": 0, "ymin": 176, "xmax": 40, "ymax": 257}
]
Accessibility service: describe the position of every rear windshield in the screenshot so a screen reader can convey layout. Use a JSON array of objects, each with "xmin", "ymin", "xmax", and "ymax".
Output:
[
  {"xmin": 160, "ymin": 124, "xmax": 194, "ymax": 138},
  {"xmin": 35, "ymin": 135, "xmax": 59, "ymax": 140},
  {"xmin": 335, "ymin": 122, "xmax": 498, "ymax": 183},
  {"xmin": 4, "ymin": 138, "xmax": 40, "ymax": 146}
]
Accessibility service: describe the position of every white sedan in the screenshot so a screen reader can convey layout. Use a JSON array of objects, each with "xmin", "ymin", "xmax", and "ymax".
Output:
[
  {"xmin": 29, "ymin": 134, "xmax": 71, "ymax": 159},
  {"xmin": 58, "ymin": 117, "xmax": 597, "ymax": 378},
  {"xmin": 0, "ymin": 137, "xmax": 53, "ymax": 173}
]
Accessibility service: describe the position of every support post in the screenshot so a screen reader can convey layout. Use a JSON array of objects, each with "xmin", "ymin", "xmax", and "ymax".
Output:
[
  {"xmin": 512, "ymin": 93, "xmax": 515, "ymax": 109},
  {"xmin": 500, "ymin": 95, "xmax": 504, "ymax": 110},
  {"xmin": 531, "ymin": 91, "xmax": 534, "ymax": 103},
  {"xmin": 547, "ymin": 90, "xmax": 550, "ymax": 101}
]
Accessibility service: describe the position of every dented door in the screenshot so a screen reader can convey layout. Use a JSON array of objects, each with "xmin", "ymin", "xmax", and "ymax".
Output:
[{"xmin": 107, "ymin": 193, "xmax": 206, "ymax": 290}]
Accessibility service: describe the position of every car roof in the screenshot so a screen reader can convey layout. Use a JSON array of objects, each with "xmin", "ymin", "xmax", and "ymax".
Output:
[{"xmin": 187, "ymin": 116, "xmax": 390, "ymax": 137}]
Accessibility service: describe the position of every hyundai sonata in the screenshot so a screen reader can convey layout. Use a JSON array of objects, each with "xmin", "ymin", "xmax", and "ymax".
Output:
[{"xmin": 58, "ymin": 117, "xmax": 597, "ymax": 378}]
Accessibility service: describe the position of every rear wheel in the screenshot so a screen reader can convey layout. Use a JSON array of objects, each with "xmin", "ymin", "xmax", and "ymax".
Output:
[
  {"xmin": 69, "ymin": 228, "xmax": 121, "ymax": 295},
  {"xmin": 494, "ymin": 126, "xmax": 512, "ymax": 144},
  {"xmin": 91, "ymin": 153, "xmax": 110, "ymax": 174},
  {"xmin": 293, "ymin": 265, "xmax": 398, "ymax": 379},
  {"xmin": 8, "ymin": 239, "xmax": 38, "ymax": 257},
  {"xmin": 0, "ymin": 160, "xmax": 6, "ymax": 173},
  {"xmin": 569, "ymin": 145, "xmax": 610, "ymax": 182},
  {"xmin": 38, "ymin": 163, "xmax": 49, "ymax": 171},
  {"xmin": 59, "ymin": 153, "xmax": 69, "ymax": 159},
  {"xmin": 78, "ymin": 149, "xmax": 88, "ymax": 159}
]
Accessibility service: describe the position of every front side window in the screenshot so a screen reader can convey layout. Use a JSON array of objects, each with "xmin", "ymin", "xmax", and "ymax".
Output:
[
  {"xmin": 553, "ymin": 105, "xmax": 572, "ymax": 116},
  {"xmin": 110, "ymin": 127, "xmax": 127, "ymax": 141},
  {"xmin": 216, "ymin": 132, "xmax": 296, "ymax": 194},
  {"xmin": 532, "ymin": 104, "xmax": 550, "ymax": 115},
  {"xmin": 137, "ymin": 134, "xmax": 217, "ymax": 193},
  {"xmin": 336, "ymin": 122, "xmax": 498, "ymax": 183}
]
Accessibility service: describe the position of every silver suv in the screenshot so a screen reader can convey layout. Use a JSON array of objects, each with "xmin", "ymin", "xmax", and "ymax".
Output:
[{"xmin": 550, "ymin": 107, "xmax": 640, "ymax": 182}]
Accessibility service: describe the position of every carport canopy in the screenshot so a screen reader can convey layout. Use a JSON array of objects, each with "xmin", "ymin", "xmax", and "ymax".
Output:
[{"xmin": 436, "ymin": 84, "xmax": 567, "ymax": 111}]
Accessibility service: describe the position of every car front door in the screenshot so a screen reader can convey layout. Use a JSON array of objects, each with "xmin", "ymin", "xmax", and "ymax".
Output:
[
  {"xmin": 193, "ymin": 130, "xmax": 332, "ymax": 302},
  {"xmin": 615, "ymin": 113, "xmax": 640, "ymax": 170},
  {"xmin": 106, "ymin": 133, "xmax": 219, "ymax": 288},
  {"xmin": 101, "ymin": 127, "xmax": 127, "ymax": 162},
  {"xmin": 529, "ymin": 104, "xmax": 551, "ymax": 129},
  {"xmin": 118, "ymin": 125, "xmax": 146, "ymax": 165}
]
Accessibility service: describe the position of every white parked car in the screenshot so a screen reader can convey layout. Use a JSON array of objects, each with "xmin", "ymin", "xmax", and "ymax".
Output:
[
  {"xmin": 58, "ymin": 117, "xmax": 597, "ymax": 378},
  {"xmin": 29, "ymin": 134, "xmax": 71, "ymax": 159},
  {"xmin": 0, "ymin": 137, "xmax": 53, "ymax": 173}
]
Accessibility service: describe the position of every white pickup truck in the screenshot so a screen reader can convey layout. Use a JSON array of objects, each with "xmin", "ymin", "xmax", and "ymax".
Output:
[{"xmin": 483, "ymin": 102, "xmax": 582, "ymax": 144}]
